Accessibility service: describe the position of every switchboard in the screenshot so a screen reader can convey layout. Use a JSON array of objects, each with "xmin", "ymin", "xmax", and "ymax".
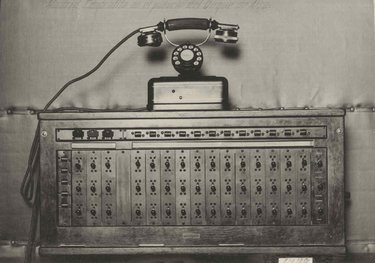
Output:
[{"xmin": 39, "ymin": 109, "xmax": 345, "ymax": 255}]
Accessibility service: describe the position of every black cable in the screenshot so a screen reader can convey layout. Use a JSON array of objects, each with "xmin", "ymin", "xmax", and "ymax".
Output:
[
  {"xmin": 23, "ymin": 157, "xmax": 40, "ymax": 263},
  {"xmin": 21, "ymin": 27, "xmax": 141, "ymax": 263},
  {"xmin": 20, "ymin": 122, "xmax": 40, "ymax": 207},
  {"xmin": 43, "ymin": 28, "xmax": 140, "ymax": 111}
]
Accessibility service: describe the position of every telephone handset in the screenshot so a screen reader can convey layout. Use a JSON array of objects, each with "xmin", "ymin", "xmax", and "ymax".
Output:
[{"xmin": 137, "ymin": 18, "xmax": 239, "ymax": 74}]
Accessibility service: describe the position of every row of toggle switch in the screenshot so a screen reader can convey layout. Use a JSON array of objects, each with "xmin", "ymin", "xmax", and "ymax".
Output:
[
  {"xmin": 131, "ymin": 202, "xmax": 316, "ymax": 217},
  {"xmin": 132, "ymin": 181, "xmax": 318, "ymax": 195},
  {"xmin": 133, "ymin": 157, "xmax": 319, "ymax": 171}
]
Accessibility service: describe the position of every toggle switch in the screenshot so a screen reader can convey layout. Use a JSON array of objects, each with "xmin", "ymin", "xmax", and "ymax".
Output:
[
  {"xmin": 287, "ymin": 208, "xmax": 293, "ymax": 215},
  {"xmin": 210, "ymin": 161, "xmax": 216, "ymax": 168},
  {"xmin": 272, "ymin": 185, "xmax": 277, "ymax": 192},
  {"xmin": 90, "ymin": 162, "xmax": 96, "ymax": 170},
  {"xmin": 195, "ymin": 162, "xmax": 200, "ymax": 169},
  {"xmin": 225, "ymin": 162, "xmax": 231, "ymax": 169},
  {"xmin": 241, "ymin": 185, "xmax": 246, "ymax": 192},
  {"xmin": 165, "ymin": 161, "xmax": 170, "ymax": 169},
  {"xmin": 106, "ymin": 209, "xmax": 112, "ymax": 216},
  {"xmin": 181, "ymin": 209, "xmax": 186, "ymax": 216},
  {"xmin": 136, "ymin": 185, "xmax": 141, "ymax": 192},
  {"xmin": 90, "ymin": 209, "xmax": 96, "ymax": 216},
  {"xmin": 151, "ymin": 209, "xmax": 156, "ymax": 216},
  {"xmin": 136, "ymin": 160, "xmax": 141, "ymax": 168},
  {"xmin": 287, "ymin": 184, "xmax": 292, "ymax": 192},
  {"xmin": 75, "ymin": 209, "xmax": 82, "ymax": 216},
  {"xmin": 166, "ymin": 208, "xmax": 171, "ymax": 216},
  {"xmin": 241, "ymin": 161, "xmax": 246, "ymax": 168},
  {"xmin": 150, "ymin": 162, "xmax": 155, "ymax": 169},
  {"xmin": 226, "ymin": 208, "xmax": 232, "ymax": 216},
  {"xmin": 226, "ymin": 185, "xmax": 232, "ymax": 192},
  {"xmin": 302, "ymin": 159, "xmax": 307, "ymax": 167},
  {"xmin": 180, "ymin": 161, "xmax": 186, "ymax": 169},
  {"xmin": 211, "ymin": 208, "xmax": 216, "ymax": 216},
  {"xmin": 180, "ymin": 185, "xmax": 186, "ymax": 192},
  {"xmin": 151, "ymin": 185, "xmax": 156, "ymax": 192},
  {"xmin": 105, "ymin": 185, "xmax": 111, "ymax": 192},
  {"xmin": 165, "ymin": 185, "xmax": 171, "ymax": 192},
  {"xmin": 136, "ymin": 209, "xmax": 141, "ymax": 216},
  {"xmin": 302, "ymin": 183, "xmax": 307, "ymax": 192},
  {"xmin": 257, "ymin": 207, "xmax": 262, "ymax": 215},
  {"xmin": 195, "ymin": 185, "xmax": 201, "ymax": 193},
  {"xmin": 271, "ymin": 161, "xmax": 277, "ymax": 169},
  {"xmin": 75, "ymin": 163, "xmax": 81, "ymax": 170},
  {"xmin": 211, "ymin": 185, "xmax": 216, "ymax": 192},
  {"xmin": 318, "ymin": 207, "xmax": 324, "ymax": 215},
  {"xmin": 241, "ymin": 208, "xmax": 247, "ymax": 216},
  {"xmin": 256, "ymin": 161, "xmax": 262, "ymax": 168},
  {"xmin": 195, "ymin": 208, "xmax": 201, "ymax": 216},
  {"xmin": 286, "ymin": 160, "xmax": 292, "ymax": 168},
  {"xmin": 256, "ymin": 185, "xmax": 262, "ymax": 192},
  {"xmin": 90, "ymin": 185, "xmax": 96, "ymax": 193},
  {"xmin": 76, "ymin": 185, "xmax": 82, "ymax": 192},
  {"xmin": 105, "ymin": 161, "xmax": 111, "ymax": 169},
  {"xmin": 272, "ymin": 208, "xmax": 278, "ymax": 215},
  {"xmin": 302, "ymin": 207, "xmax": 308, "ymax": 215}
]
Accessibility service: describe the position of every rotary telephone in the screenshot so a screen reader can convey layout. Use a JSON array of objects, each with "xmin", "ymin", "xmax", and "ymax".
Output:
[{"xmin": 137, "ymin": 18, "xmax": 239, "ymax": 110}]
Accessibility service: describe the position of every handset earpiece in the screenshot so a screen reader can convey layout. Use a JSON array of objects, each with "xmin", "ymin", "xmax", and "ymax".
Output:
[
  {"xmin": 137, "ymin": 22, "xmax": 164, "ymax": 47},
  {"xmin": 137, "ymin": 31, "xmax": 163, "ymax": 47},
  {"xmin": 214, "ymin": 22, "xmax": 239, "ymax": 44}
]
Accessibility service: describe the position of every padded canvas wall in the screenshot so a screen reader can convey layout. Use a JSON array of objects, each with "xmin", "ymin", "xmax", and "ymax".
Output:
[{"xmin": 0, "ymin": 0, "xmax": 375, "ymax": 253}]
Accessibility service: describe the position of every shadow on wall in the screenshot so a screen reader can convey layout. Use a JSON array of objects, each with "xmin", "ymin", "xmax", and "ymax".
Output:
[
  {"xmin": 221, "ymin": 45, "xmax": 241, "ymax": 59},
  {"xmin": 146, "ymin": 48, "xmax": 168, "ymax": 62},
  {"xmin": 144, "ymin": 38, "xmax": 242, "ymax": 63}
]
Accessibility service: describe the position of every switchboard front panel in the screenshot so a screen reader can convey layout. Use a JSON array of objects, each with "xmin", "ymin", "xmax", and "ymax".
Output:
[{"xmin": 39, "ymin": 110, "xmax": 345, "ymax": 255}]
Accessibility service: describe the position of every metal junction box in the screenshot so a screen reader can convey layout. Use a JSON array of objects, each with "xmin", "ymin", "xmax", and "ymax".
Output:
[{"xmin": 38, "ymin": 109, "xmax": 345, "ymax": 255}]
